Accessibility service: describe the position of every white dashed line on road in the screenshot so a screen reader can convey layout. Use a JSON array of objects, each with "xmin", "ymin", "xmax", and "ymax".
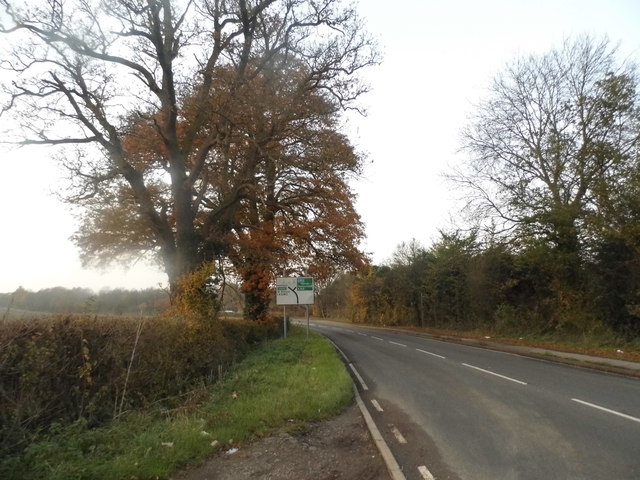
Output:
[
  {"xmin": 353, "ymin": 387, "xmax": 407, "ymax": 480},
  {"xmin": 372, "ymin": 336, "xmax": 384, "ymax": 341},
  {"xmin": 371, "ymin": 399, "xmax": 384, "ymax": 412},
  {"xmin": 462, "ymin": 363, "xmax": 528, "ymax": 385},
  {"xmin": 416, "ymin": 348, "xmax": 446, "ymax": 359},
  {"xmin": 390, "ymin": 425, "xmax": 407, "ymax": 444},
  {"xmin": 572, "ymin": 398, "xmax": 640, "ymax": 424},
  {"xmin": 389, "ymin": 341, "xmax": 407, "ymax": 347},
  {"xmin": 418, "ymin": 465, "xmax": 436, "ymax": 480}
]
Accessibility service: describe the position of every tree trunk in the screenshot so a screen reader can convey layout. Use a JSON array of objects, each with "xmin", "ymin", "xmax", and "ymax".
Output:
[
  {"xmin": 242, "ymin": 268, "xmax": 272, "ymax": 322},
  {"xmin": 165, "ymin": 155, "xmax": 202, "ymax": 300}
]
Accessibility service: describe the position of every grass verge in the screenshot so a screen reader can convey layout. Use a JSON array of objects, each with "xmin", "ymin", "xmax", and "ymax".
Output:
[
  {"xmin": 396, "ymin": 325, "xmax": 640, "ymax": 362},
  {"xmin": 0, "ymin": 328, "xmax": 352, "ymax": 480}
]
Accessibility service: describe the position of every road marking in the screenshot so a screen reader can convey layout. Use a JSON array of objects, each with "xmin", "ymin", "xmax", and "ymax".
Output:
[
  {"xmin": 416, "ymin": 348, "xmax": 446, "ymax": 359},
  {"xmin": 389, "ymin": 341, "xmax": 407, "ymax": 347},
  {"xmin": 462, "ymin": 363, "xmax": 528, "ymax": 385},
  {"xmin": 390, "ymin": 425, "xmax": 407, "ymax": 444},
  {"xmin": 358, "ymin": 332, "xmax": 368, "ymax": 336},
  {"xmin": 418, "ymin": 465, "xmax": 436, "ymax": 480},
  {"xmin": 329, "ymin": 340, "xmax": 349, "ymax": 363},
  {"xmin": 572, "ymin": 398, "xmax": 640, "ymax": 424},
  {"xmin": 372, "ymin": 336, "xmax": 384, "ymax": 341},
  {"xmin": 353, "ymin": 387, "xmax": 407, "ymax": 480},
  {"xmin": 348, "ymin": 363, "xmax": 369, "ymax": 391},
  {"xmin": 371, "ymin": 399, "xmax": 384, "ymax": 412}
]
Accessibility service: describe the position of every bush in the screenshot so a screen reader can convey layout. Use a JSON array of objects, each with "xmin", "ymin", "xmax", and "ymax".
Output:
[
  {"xmin": 0, "ymin": 315, "xmax": 279, "ymax": 457},
  {"xmin": 0, "ymin": 331, "xmax": 350, "ymax": 480}
]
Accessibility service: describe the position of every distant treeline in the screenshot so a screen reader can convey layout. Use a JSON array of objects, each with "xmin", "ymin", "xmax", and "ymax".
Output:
[{"xmin": 0, "ymin": 287, "xmax": 170, "ymax": 316}]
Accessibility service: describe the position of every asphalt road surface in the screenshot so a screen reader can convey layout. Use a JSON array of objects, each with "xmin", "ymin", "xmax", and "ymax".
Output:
[{"xmin": 309, "ymin": 320, "xmax": 640, "ymax": 480}]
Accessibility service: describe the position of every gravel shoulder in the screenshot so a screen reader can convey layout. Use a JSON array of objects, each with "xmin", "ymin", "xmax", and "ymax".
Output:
[{"xmin": 172, "ymin": 403, "xmax": 389, "ymax": 480}]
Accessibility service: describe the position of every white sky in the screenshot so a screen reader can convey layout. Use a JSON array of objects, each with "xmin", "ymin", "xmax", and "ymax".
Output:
[{"xmin": 1, "ymin": 0, "xmax": 640, "ymax": 293}]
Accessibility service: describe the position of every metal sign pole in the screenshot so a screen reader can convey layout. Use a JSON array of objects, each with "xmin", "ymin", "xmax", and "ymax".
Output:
[
  {"xmin": 306, "ymin": 304, "xmax": 309, "ymax": 338},
  {"xmin": 282, "ymin": 270, "xmax": 287, "ymax": 338}
]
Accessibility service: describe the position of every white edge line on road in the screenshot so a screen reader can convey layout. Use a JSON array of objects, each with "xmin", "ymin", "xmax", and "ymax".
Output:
[
  {"xmin": 390, "ymin": 425, "xmax": 407, "ymax": 444},
  {"xmin": 372, "ymin": 336, "xmax": 384, "ymax": 341},
  {"xmin": 389, "ymin": 341, "xmax": 407, "ymax": 347},
  {"xmin": 572, "ymin": 398, "xmax": 640, "ymax": 424},
  {"xmin": 348, "ymin": 363, "xmax": 369, "ymax": 391},
  {"xmin": 353, "ymin": 385, "xmax": 407, "ymax": 480},
  {"xmin": 328, "ymin": 339, "xmax": 349, "ymax": 363},
  {"xmin": 418, "ymin": 465, "xmax": 436, "ymax": 480},
  {"xmin": 324, "ymin": 328, "xmax": 441, "ymax": 480},
  {"xmin": 462, "ymin": 363, "xmax": 528, "ymax": 385},
  {"xmin": 416, "ymin": 348, "xmax": 446, "ymax": 359},
  {"xmin": 371, "ymin": 399, "xmax": 384, "ymax": 412},
  {"xmin": 325, "ymin": 338, "xmax": 369, "ymax": 392}
]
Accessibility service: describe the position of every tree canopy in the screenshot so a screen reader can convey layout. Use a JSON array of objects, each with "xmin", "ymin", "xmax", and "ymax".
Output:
[
  {"xmin": 341, "ymin": 36, "xmax": 640, "ymax": 339},
  {"xmin": 0, "ymin": 0, "xmax": 379, "ymax": 319},
  {"xmin": 457, "ymin": 36, "xmax": 640, "ymax": 254}
]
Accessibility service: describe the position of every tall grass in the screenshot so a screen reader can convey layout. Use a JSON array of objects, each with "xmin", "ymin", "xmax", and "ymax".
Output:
[{"xmin": 0, "ymin": 329, "xmax": 353, "ymax": 480}]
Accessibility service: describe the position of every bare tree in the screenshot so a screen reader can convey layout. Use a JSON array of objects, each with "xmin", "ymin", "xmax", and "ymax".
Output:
[
  {"xmin": 0, "ymin": 0, "xmax": 379, "ymax": 302},
  {"xmin": 455, "ymin": 35, "xmax": 640, "ymax": 271}
]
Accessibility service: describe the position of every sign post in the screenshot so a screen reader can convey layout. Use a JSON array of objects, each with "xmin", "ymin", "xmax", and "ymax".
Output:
[{"xmin": 276, "ymin": 277, "xmax": 314, "ymax": 337}]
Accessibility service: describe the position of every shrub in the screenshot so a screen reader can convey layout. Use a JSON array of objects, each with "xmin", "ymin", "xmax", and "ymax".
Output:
[{"xmin": 0, "ymin": 314, "xmax": 278, "ymax": 457}]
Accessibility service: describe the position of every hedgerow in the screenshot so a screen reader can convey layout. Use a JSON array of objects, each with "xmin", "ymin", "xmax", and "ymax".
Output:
[{"xmin": 0, "ymin": 314, "xmax": 278, "ymax": 457}]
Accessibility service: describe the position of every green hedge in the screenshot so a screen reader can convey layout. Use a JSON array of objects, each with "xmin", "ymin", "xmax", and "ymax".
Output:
[{"xmin": 0, "ymin": 315, "xmax": 278, "ymax": 457}]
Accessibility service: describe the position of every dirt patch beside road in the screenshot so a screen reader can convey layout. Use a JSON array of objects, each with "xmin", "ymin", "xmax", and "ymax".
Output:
[{"xmin": 173, "ymin": 403, "xmax": 388, "ymax": 480}]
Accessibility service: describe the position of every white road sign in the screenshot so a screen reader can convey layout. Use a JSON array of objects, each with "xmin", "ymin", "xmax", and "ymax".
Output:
[{"xmin": 276, "ymin": 277, "xmax": 314, "ymax": 305}]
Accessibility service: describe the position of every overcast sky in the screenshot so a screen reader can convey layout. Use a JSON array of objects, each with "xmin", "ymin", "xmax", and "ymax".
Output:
[{"xmin": 1, "ymin": 0, "xmax": 640, "ymax": 293}]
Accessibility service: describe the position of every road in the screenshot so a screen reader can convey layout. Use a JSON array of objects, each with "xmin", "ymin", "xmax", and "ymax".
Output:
[{"xmin": 308, "ymin": 320, "xmax": 640, "ymax": 480}]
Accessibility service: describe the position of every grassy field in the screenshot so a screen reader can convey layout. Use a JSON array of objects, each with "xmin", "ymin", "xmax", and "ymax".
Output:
[{"xmin": 0, "ymin": 328, "xmax": 352, "ymax": 480}]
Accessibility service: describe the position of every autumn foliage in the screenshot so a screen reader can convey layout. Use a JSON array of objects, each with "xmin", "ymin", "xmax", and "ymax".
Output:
[
  {"xmin": 76, "ymin": 62, "xmax": 369, "ymax": 320},
  {"xmin": 0, "ymin": 1, "xmax": 379, "ymax": 321}
]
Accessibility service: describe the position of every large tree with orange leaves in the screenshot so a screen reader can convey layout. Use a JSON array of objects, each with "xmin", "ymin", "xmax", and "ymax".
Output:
[
  {"xmin": 0, "ymin": 0, "xmax": 378, "ymax": 316},
  {"xmin": 76, "ymin": 61, "xmax": 369, "ymax": 319}
]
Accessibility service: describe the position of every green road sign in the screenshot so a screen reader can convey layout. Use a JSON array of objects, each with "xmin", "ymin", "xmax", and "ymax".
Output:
[{"xmin": 297, "ymin": 277, "xmax": 313, "ymax": 290}]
